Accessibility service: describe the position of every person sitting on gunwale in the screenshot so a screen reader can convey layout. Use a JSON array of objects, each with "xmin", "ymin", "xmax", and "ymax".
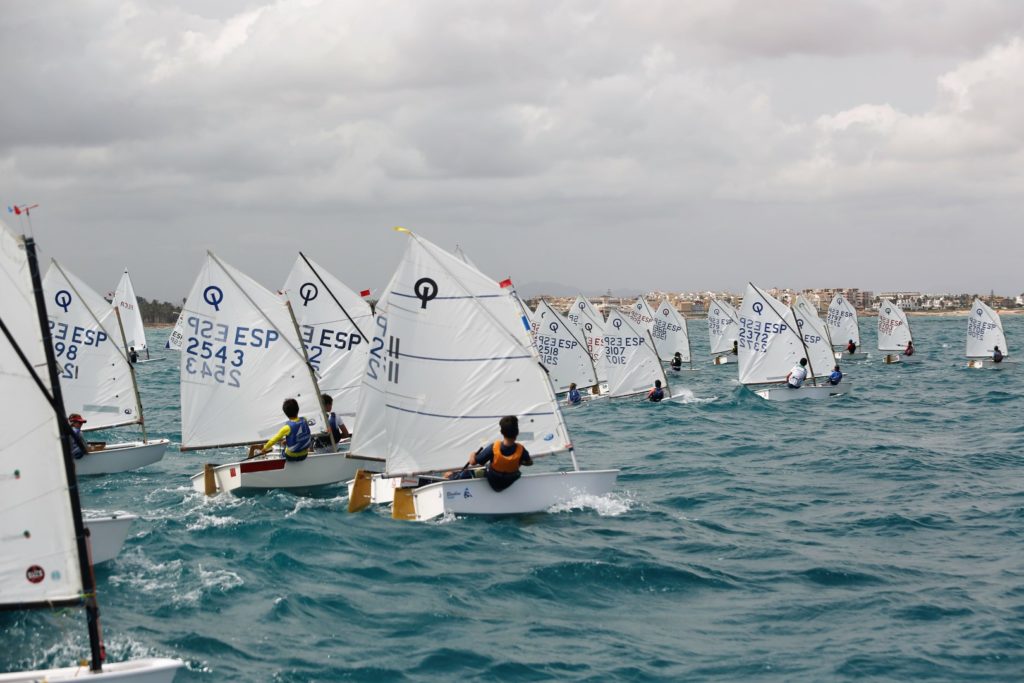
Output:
[
  {"xmin": 468, "ymin": 415, "xmax": 533, "ymax": 492},
  {"xmin": 259, "ymin": 398, "xmax": 312, "ymax": 461}
]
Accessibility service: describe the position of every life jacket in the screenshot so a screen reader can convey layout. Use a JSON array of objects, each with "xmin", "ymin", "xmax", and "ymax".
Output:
[
  {"xmin": 285, "ymin": 417, "xmax": 312, "ymax": 456},
  {"xmin": 568, "ymin": 389, "xmax": 581, "ymax": 404},
  {"xmin": 846, "ymin": 343, "xmax": 856, "ymax": 353},
  {"xmin": 649, "ymin": 387, "xmax": 665, "ymax": 402},
  {"xmin": 489, "ymin": 441, "xmax": 523, "ymax": 474},
  {"xmin": 904, "ymin": 345, "xmax": 914, "ymax": 356},
  {"xmin": 993, "ymin": 350, "xmax": 1004, "ymax": 362},
  {"xmin": 829, "ymin": 371, "xmax": 842, "ymax": 385}
]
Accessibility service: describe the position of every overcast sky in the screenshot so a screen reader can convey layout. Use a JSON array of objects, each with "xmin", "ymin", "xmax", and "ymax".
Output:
[{"xmin": 3, "ymin": 1, "xmax": 1022, "ymax": 301}]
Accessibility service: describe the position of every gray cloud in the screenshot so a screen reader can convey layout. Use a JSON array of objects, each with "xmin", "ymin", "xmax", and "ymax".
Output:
[{"xmin": 2, "ymin": 1, "xmax": 1022, "ymax": 301}]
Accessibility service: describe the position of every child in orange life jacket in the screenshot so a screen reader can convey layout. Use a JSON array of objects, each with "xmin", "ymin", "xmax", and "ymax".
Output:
[{"xmin": 468, "ymin": 415, "xmax": 533, "ymax": 492}]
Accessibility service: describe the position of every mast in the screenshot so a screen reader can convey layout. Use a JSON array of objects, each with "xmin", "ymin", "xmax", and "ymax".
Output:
[
  {"xmin": 285, "ymin": 299, "xmax": 335, "ymax": 451},
  {"xmin": 114, "ymin": 306, "xmax": 147, "ymax": 442},
  {"xmin": 26, "ymin": 238, "xmax": 105, "ymax": 671}
]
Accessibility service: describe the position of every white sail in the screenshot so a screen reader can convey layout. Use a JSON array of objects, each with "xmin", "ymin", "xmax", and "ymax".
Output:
[
  {"xmin": 628, "ymin": 296, "xmax": 656, "ymax": 333},
  {"xmin": 565, "ymin": 295, "xmax": 607, "ymax": 383},
  {"xmin": 349, "ymin": 230, "xmax": 571, "ymax": 476},
  {"xmin": 708, "ymin": 297, "xmax": 739, "ymax": 355},
  {"xmin": 651, "ymin": 298, "xmax": 690, "ymax": 362},
  {"xmin": 826, "ymin": 294, "xmax": 860, "ymax": 347},
  {"xmin": 179, "ymin": 252, "xmax": 324, "ymax": 450},
  {"xmin": 43, "ymin": 261, "xmax": 139, "ymax": 430},
  {"xmin": 165, "ymin": 309, "xmax": 186, "ymax": 351},
  {"xmin": 533, "ymin": 299, "xmax": 598, "ymax": 392},
  {"xmin": 0, "ymin": 223, "xmax": 84, "ymax": 604},
  {"xmin": 737, "ymin": 284, "xmax": 806, "ymax": 385},
  {"xmin": 877, "ymin": 299, "xmax": 912, "ymax": 351},
  {"xmin": 966, "ymin": 299, "xmax": 1008, "ymax": 358},
  {"xmin": 793, "ymin": 295, "xmax": 834, "ymax": 378},
  {"xmin": 283, "ymin": 255, "xmax": 373, "ymax": 430},
  {"xmin": 603, "ymin": 309, "xmax": 665, "ymax": 397},
  {"xmin": 112, "ymin": 269, "xmax": 148, "ymax": 352}
]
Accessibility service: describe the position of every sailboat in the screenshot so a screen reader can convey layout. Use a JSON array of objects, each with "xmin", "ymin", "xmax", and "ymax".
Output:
[
  {"xmin": 565, "ymin": 294, "xmax": 608, "ymax": 392},
  {"xmin": 179, "ymin": 252, "xmax": 374, "ymax": 495},
  {"xmin": 282, "ymin": 253, "xmax": 373, "ymax": 431},
  {"xmin": 708, "ymin": 297, "xmax": 740, "ymax": 364},
  {"xmin": 737, "ymin": 283, "xmax": 842, "ymax": 400},
  {"xmin": 533, "ymin": 299, "xmax": 599, "ymax": 393},
  {"xmin": 652, "ymin": 298, "xmax": 691, "ymax": 367},
  {"xmin": 826, "ymin": 294, "xmax": 868, "ymax": 360},
  {"xmin": 878, "ymin": 298, "xmax": 915, "ymax": 364},
  {"xmin": 603, "ymin": 309, "xmax": 676, "ymax": 399},
  {"xmin": 111, "ymin": 268, "xmax": 158, "ymax": 362},
  {"xmin": 628, "ymin": 296, "xmax": 656, "ymax": 333},
  {"xmin": 42, "ymin": 261, "xmax": 170, "ymax": 475},
  {"xmin": 966, "ymin": 299, "xmax": 1010, "ymax": 369},
  {"xmin": 346, "ymin": 228, "xmax": 618, "ymax": 522},
  {"xmin": 0, "ymin": 221, "xmax": 181, "ymax": 681},
  {"xmin": 794, "ymin": 294, "xmax": 850, "ymax": 394}
]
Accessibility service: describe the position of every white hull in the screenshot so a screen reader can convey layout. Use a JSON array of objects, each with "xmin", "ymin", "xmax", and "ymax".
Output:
[
  {"xmin": 834, "ymin": 350, "xmax": 869, "ymax": 361},
  {"xmin": 967, "ymin": 358, "xmax": 1012, "ymax": 369},
  {"xmin": 191, "ymin": 451, "xmax": 382, "ymax": 495},
  {"xmin": 85, "ymin": 514, "xmax": 138, "ymax": 564},
  {"xmin": 712, "ymin": 354, "xmax": 737, "ymax": 365},
  {"xmin": 0, "ymin": 658, "xmax": 182, "ymax": 682},
  {"xmin": 881, "ymin": 353, "xmax": 918, "ymax": 364},
  {"xmin": 75, "ymin": 440, "xmax": 170, "ymax": 475},
  {"xmin": 410, "ymin": 470, "xmax": 619, "ymax": 521},
  {"xmin": 750, "ymin": 384, "xmax": 848, "ymax": 401}
]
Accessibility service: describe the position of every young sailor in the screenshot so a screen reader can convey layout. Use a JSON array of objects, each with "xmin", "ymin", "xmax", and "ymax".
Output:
[
  {"xmin": 786, "ymin": 358, "xmax": 808, "ymax": 388},
  {"xmin": 468, "ymin": 415, "xmax": 533, "ymax": 492},
  {"xmin": 566, "ymin": 382, "xmax": 582, "ymax": 405},
  {"xmin": 828, "ymin": 365, "xmax": 843, "ymax": 386},
  {"xmin": 993, "ymin": 346, "xmax": 1004, "ymax": 363},
  {"xmin": 258, "ymin": 398, "xmax": 312, "ymax": 461},
  {"xmin": 670, "ymin": 352, "xmax": 682, "ymax": 371},
  {"xmin": 904, "ymin": 340, "xmax": 915, "ymax": 356},
  {"xmin": 647, "ymin": 379, "xmax": 665, "ymax": 402},
  {"xmin": 846, "ymin": 339, "xmax": 857, "ymax": 354},
  {"xmin": 68, "ymin": 413, "xmax": 90, "ymax": 459}
]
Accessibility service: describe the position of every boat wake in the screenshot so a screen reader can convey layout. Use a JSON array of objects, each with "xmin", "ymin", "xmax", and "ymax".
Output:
[{"xmin": 547, "ymin": 491, "xmax": 633, "ymax": 516}]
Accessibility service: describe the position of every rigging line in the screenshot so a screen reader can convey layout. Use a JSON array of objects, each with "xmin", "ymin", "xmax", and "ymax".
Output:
[
  {"xmin": 298, "ymin": 251, "xmax": 369, "ymax": 341},
  {"xmin": 207, "ymin": 251, "xmax": 309, "ymax": 367}
]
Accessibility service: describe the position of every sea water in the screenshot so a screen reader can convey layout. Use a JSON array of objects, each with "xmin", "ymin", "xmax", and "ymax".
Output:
[{"xmin": 2, "ymin": 316, "xmax": 1022, "ymax": 681}]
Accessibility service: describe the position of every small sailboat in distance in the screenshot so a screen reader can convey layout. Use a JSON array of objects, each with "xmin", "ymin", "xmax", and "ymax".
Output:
[
  {"xmin": 0, "ymin": 220, "xmax": 182, "ymax": 681},
  {"xmin": 708, "ymin": 297, "xmax": 739, "ymax": 364},
  {"xmin": 603, "ymin": 309, "xmax": 676, "ymax": 399},
  {"xmin": 737, "ymin": 283, "xmax": 844, "ymax": 400},
  {"xmin": 878, "ymin": 298, "xmax": 915, "ymax": 364},
  {"xmin": 966, "ymin": 299, "xmax": 1010, "ymax": 369},
  {"xmin": 827, "ymin": 294, "xmax": 868, "ymax": 360},
  {"xmin": 652, "ymin": 298, "xmax": 691, "ymax": 368},
  {"xmin": 112, "ymin": 268, "xmax": 158, "ymax": 362},
  {"xmin": 533, "ymin": 299, "xmax": 599, "ymax": 394}
]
